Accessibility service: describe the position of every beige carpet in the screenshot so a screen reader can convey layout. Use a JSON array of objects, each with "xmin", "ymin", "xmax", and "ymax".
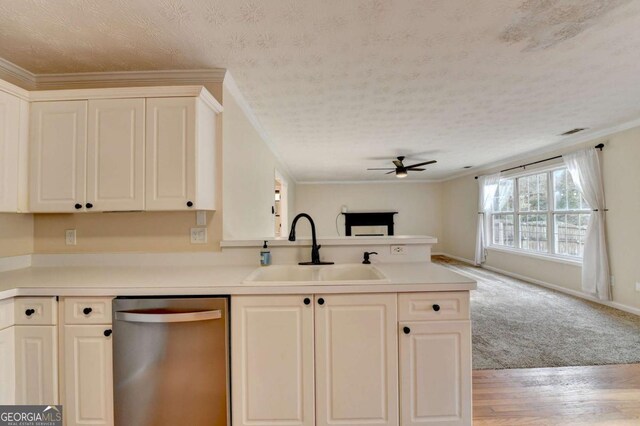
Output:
[{"xmin": 433, "ymin": 255, "xmax": 640, "ymax": 370}]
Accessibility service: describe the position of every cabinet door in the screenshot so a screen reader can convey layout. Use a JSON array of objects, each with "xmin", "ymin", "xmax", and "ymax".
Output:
[
  {"xmin": 14, "ymin": 325, "xmax": 57, "ymax": 405},
  {"xmin": 64, "ymin": 325, "xmax": 113, "ymax": 426},
  {"xmin": 399, "ymin": 321, "xmax": 471, "ymax": 426},
  {"xmin": 87, "ymin": 99, "xmax": 144, "ymax": 211},
  {"xmin": 0, "ymin": 91, "xmax": 25, "ymax": 212},
  {"xmin": 315, "ymin": 293, "xmax": 398, "ymax": 426},
  {"xmin": 145, "ymin": 97, "xmax": 196, "ymax": 210},
  {"xmin": 0, "ymin": 326, "xmax": 15, "ymax": 404},
  {"xmin": 30, "ymin": 101, "xmax": 87, "ymax": 212},
  {"xmin": 231, "ymin": 295, "xmax": 314, "ymax": 426}
]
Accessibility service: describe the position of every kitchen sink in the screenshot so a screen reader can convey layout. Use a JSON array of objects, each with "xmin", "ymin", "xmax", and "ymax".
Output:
[{"xmin": 243, "ymin": 264, "xmax": 388, "ymax": 285}]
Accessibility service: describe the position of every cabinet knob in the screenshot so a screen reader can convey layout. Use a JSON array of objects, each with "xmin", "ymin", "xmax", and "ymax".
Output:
[
  {"xmin": 317, "ymin": 297, "xmax": 325, "ymax": 306},
  {"xmin": 303, "ymin": 298, "xmax": 311, "ymax": 305},
  {"xmin": 403, "ymin": 326, "xmax": 411, "ymax": 335},
  {"xmin": 186, "ymin": 201, "xmax": 194, "ymax": 207},
  {"xmin": 85, "ymin": 203, "xmax": 93, "ymax": 209},
  {"xmin": 432, "ymin": 304, "xmax": 441, "ymax": 312},
  {"xmin": 83, "ymin": 307, "xmax": 93, "ymax": 315},
  {"xmin": 74, "ymin": 203, "xmax": 82, "ymax": 209},
  {"xmin": 25, "ymin": 308, "xmax": 35, "ymax": 317},
  {"xmin": 103, "ymin": 329, "xmax": 112, "ymax": 337}
]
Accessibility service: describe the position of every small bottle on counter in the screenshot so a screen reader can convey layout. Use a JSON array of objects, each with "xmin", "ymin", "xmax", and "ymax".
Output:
[{"xmin": 260, "ymin": 241, "xmax": 271, "ymax": 266}]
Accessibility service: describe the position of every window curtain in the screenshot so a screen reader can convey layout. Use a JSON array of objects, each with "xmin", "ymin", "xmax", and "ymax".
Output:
[
  {"xmin": 563, "ymin": 147, "xmax": 611, "ymax": 300},
  {"xmin": 475, "ymin": 173, "xmax": 501, "ymax": 265}
]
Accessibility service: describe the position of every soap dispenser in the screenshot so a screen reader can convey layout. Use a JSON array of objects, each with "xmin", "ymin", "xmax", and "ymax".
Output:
[{"xmin": 260, "ymin": 241, "xmax": 272, "ymax": 266}]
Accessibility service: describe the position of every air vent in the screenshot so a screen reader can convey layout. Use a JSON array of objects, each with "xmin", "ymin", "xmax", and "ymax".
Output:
[{"xmin": 560, "ymin": 128, "xmax": 587, "ymax": 136}]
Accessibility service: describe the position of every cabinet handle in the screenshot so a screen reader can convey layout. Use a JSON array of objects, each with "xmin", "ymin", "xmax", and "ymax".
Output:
[
  {"xmin": 74, "ymin": 203, "xmax": 82, "ymax": 209},
  {"xmin": 317, "ymin": 297, "xmax": 325, "ymax": 306},
  {"xmin": 403, "ymin": 326, "xmax": 411, "ymax": 335},
  {"xmin": 25, "ymin": 309, "xmax": 35, "ymax": 317},
  {"xmin": 103, "ymin": 329, "xmax": 112, "ymax": 337},
  {"xmin": 83, "ymin": 307, "xmax": 93, "ymax": 315},
  {"xmin": 85, "ymin": 203, "xmax": 93, "ymax": 209},
  {"xmin": 186, "ymin": 201, "xmax": 194, "ymax": 207},
  {"xmin": 432, "ymin": 304, "xmax": 441, "ymax": 312},
  {"xmin": 303, "ymin": 298, "xmax": 311, "ymax": 305}
]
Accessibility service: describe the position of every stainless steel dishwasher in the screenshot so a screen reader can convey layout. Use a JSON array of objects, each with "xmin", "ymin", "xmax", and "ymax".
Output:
[{"xmin": 113, "ymin": 297, "xmax": 229, "ymax": 426}]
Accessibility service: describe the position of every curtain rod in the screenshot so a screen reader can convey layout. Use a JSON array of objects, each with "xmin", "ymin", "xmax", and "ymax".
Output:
[{"xmin": 474, "ymin": 143, "xmax": 604, "ymax": 179}]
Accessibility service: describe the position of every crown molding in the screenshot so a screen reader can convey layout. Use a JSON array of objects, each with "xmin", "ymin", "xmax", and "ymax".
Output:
[
  {"xmin": 223, "ymin": 71, "xmax": 296, "ymax": 183},
  {"xmin": 0, "ymin": 77, "xmax": 30, "ymax": 100},
  {"xmin": 35, "ymin": 68, "xmax": 226, "ymax": 90},
  {"xmin": 28, "ymin": 85, "xmax": 222, "ymax": 109},
  {"xmin": 0, "ymin": 57, "xmax": 36, "ymax": 90}
]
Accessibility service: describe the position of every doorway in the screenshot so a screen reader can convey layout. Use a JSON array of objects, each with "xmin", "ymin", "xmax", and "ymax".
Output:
[{"xmin": 274, "ymin": 170, "xmax": 288, "ymax": 237}]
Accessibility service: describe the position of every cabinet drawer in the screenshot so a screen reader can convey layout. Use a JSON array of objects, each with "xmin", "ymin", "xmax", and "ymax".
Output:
[
  {"xmin": 398, "ymin": 292, "xmax": 469, "ymax": 321},
  {"xmin": 64, "ymin": 297, "xmax": 113, "ymax": 324},
  {"xmin": 14, "ymin": 297, "xmax": 57, "ymax": 325}
]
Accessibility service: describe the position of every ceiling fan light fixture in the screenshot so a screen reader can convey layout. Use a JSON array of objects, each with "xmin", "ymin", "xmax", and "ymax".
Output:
[{"xmin": 396, "ymin": 169, "xmax": 408, "ymax": 178}]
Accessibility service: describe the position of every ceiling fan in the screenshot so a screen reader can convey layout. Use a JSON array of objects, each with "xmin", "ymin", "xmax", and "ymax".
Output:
[{"xmin": 367, "ymin": 156, "xmax": 437, "ymax": 178}]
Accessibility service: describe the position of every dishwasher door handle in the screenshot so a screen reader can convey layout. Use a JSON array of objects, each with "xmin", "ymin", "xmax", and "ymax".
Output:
[{"xmin": 115, "ymin": 309, "xmax": 222, "ymax": 323}]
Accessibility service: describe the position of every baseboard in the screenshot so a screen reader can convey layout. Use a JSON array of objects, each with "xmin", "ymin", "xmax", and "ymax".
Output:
[
  {"xmin": 0, "ymin": 254, "xmax": 32, "ymax": 272},
  {"xmin": 432, "ymin": 252, "xmax": 476, "ymax": 266},
  {"xmin": 482, "ymin": 264, "xmax": 640, "ymax": 317}
]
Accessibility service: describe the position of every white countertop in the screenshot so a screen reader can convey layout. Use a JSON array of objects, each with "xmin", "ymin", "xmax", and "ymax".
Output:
[{"xmin": 0, "ymin": 262, "xmax": 475, "ymax": 300}]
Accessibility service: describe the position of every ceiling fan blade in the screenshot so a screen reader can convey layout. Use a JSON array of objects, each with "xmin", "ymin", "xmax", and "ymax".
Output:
[
  {"xmin": 405, "ymin": 160, "xmax": 437, "ymax": 168},
  {"xmin": 407, "ymin": 168, "xmax": 425, "ymax": 171},
  {"xmin": 385, "ymin": 171, "xmax": 395, "ymax": 175},
  {"xmin": 392, "ymin": 159, "xmax": 404, "ymax": 168},
  {"xmin": 367, "ymin": 168, "xmax": 395, "ymax": 170}
]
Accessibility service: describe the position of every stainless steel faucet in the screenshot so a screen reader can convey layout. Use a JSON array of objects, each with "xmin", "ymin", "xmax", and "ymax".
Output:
[{"xmin": 288, "ymin": 213, "xmax": 334, "ymax": 265}]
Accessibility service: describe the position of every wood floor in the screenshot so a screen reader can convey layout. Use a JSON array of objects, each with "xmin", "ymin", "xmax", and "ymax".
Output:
[{"xmin": 473, "ymin": 363, "xmax": 640, "ymax": 425}]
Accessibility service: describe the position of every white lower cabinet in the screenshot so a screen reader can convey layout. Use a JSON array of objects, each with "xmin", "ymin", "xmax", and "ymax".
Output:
[
  {"xmin": 61, "ymin": 297, "xmax": 114, "ymax": 426},
  {"xmin": 15, "ymin": 325, "xmax": 58, "ymax": 405},
  {"xmin": 231, "ymin": 295, "xmax": 315, "ymax": 426},
  {"xmin": 63, "ymin": 325, "xmax": 114, "ymax": 426},
  {"xmin": 0, "ymin": 297, "xmax": 58, "ymax": 405},
  {"xmin": 315, "ymin": 294, "xmax": 398, "ymax": 426},
  {"xmin": 0, "ymin": 326, "xmax": 16, "ymax": 404},
  {"xmin": 231, "ymin": 293, "xmax": 398, "ymax": 426},
  {"xmin": 399, "ymin": 321, "xmax": 471, "ymax": 426}
]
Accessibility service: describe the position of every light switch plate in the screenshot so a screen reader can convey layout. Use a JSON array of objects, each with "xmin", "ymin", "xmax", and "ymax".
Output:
[
  {"xmin": 190, "ymin": 228, "xmax": 207, "ymax": 244},
  {"xmin": 636, "ymin": 282, "xmax": 640, "ymax": 292},
  {"xmin": 65, "ymin": 229, "xmax": 76, "ymax": 246},
  {"xmin": 196, "ymin": 211, "xmax": 207, "ymax": 226}
]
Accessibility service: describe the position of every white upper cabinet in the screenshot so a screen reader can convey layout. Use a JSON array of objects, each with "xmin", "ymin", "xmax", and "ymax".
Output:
[
  {"xmin": 145, "ymin": 97, "xmax": 217, "ymax": 211},
  {"xmin": 0, "ymin": 88, "xmax": 29, "ymax": 212},
  {"xmin": 87, "ymin": 98, "xmax": 145, "ymax": 211},
  {"xmin": 26, "ymin": 86, "xmax": 221, "ymax": 213},
  {"xmin": 29, "ymin": 101, "xmax": 88, "ymax": 212}
]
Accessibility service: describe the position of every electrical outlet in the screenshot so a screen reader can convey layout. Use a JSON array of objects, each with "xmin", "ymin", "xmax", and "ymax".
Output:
[
  {"xmin": 65, "ymin": 229, "xmax": 76, "ymax": 246},
  {"xmin": 196, "ymin": 211, "xmax": 207, "ymax": 226},
  {"xmin": 190, "ymin": 228, "xmax": 207, "ymax": 244},
  {"xmin": 391, "ymin": 245, "xmax": 406, "ymax": 255}
]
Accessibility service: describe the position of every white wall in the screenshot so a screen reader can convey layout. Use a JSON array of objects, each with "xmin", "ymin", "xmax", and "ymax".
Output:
[
  {"xmin": 294, "ymin": 182, "xmax": 443, "ymax": 251},
  {"xmin": 222, "ymin": 77, "xmax": 296, "ymax": 240},
  {"xmin": 441, "ymin": 125, "xmax": 640, "ymax": 312}
]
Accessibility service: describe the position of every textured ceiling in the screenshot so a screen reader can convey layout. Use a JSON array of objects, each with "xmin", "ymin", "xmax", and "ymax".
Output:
[{"xmin": 2, "ymin": 0, "xmax": 640, "ymax": 181}]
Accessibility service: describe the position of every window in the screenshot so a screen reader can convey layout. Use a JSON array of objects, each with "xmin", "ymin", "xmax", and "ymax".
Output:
[{"xmin": 489, "ymin": 167, "xmax": 590, "ymax": 259}]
